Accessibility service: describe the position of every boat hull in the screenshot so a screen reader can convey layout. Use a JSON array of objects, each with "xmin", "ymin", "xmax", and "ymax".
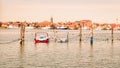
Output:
[
  {"xmin": 57, "ymin": 38, "xmax": 68, "ymax": 43},
  {"xmin": 34, "ymin": 39, "xmax": 49, "ymax": 43}
]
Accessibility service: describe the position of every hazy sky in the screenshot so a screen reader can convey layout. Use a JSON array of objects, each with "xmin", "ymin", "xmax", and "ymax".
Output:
[{"xmin": 0, "ymin": 0, "xmax": 120, "ymax": 23}]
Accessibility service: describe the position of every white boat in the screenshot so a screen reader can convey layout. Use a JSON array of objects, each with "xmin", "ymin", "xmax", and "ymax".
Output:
[
  {"xmin": 57, "ymin": 38, "xmax": 68, "ymax": 43},
  {"xmin": 42, "ymin": 26, "xmax": 51, "ymax": 29},
  {"xmin": 57, "ymin": 26, "xmax": 68, "ymax": 30}
]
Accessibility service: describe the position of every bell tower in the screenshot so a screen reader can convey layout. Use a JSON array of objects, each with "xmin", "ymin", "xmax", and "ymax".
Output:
[{"xmin": 50, "ymin": 17, "xmax": 53, "ymax": 24}]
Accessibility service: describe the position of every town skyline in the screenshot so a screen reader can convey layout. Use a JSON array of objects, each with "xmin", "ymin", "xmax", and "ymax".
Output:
[{"xmin": 0, "ymin": 0, "xmax": 120, "ymax": 23}]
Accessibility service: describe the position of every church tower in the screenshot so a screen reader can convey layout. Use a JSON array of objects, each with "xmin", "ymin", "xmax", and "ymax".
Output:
[
  {"xmin": 50, "ymin": 17, "xmax": 55, "ymax": 29},
  {"xmin": 50, "ymin": 17, "xmax": 53, "ymax": 24}
]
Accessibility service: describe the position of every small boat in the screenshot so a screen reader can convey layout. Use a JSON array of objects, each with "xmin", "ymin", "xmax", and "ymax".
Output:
[
  {"xmin": 57, "ymin": 26, "xmax": 68, "ymax": 30},
  {"xmin": 56, "ymin": 32, "xmax": 69, "ymax": 43},
  {"xmin": 57, "ymin": 38, "xmax": 68, "ymax": 43},
  {"xmin": 34, "ymin": 32, "xmax": 49, "ymax": 43}
]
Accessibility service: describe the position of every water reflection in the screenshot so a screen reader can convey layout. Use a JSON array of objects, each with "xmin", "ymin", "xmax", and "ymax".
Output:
[
  {"xmin": 19, "ymin": 42, "xmax": 24, "ymax": 68},
  {"xmin": 89, "ymin": 44, "xmax": 94, "ymax": 68},
  {"xmin": 66, "ymin": 42, "xmax": 69, "ymax": 50},
  {"xmin": 110, "ymin": 40, "xmax": 114, "ymax": 58},
  {"xmin": 78, "ymin": 40, "xmax": 94, "ymax": 68},
  {"xmin": 111, "ymin": 40, "xmax": 114, "ymax": 46},
  {"xmin": 34, "ymin": 43, "xmax": 49, "ymax": 49},
  {"xmin": 1, "ymin": 29, "xmax": 120, "ymax": 68},
  {"xmin": 79, "ymin": 41, "xmax": 82, "ymax": 49},
  {"xmin": 90, "ymin": 44, "xmax": 93, "ymax": 49}
]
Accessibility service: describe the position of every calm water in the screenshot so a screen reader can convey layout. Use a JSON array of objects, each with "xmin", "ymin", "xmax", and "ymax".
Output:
[{"xmin": 0, "ymin": 29, "xmax": 120, "ymax": 68}]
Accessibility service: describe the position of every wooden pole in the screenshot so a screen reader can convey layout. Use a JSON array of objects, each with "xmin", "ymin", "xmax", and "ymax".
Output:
[
  {"xmin": 54, "ymin": 30, "xmax": 57, "ymax": 42},
  {"xmin": 111, "ymin": 28, "xmax": 114, "ymax": 41},
  {"xmin": 90, "ymin": 24, "xmax": 93, "ymax": 45},
  {"xmin": 79, "ymin": 24, "xmax": 82, "ymax": 41},
  {"xmin": 20, "ymin": 23, "xmax": 25, "ymax": 44},
  {"xmin": 67, "ymin": 32, "xmax": 69, "ymax": 42}
]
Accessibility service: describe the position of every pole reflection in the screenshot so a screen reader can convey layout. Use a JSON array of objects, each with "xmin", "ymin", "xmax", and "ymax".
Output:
[
  {"xmin": 66, "ymin": 42, "xmax": 69, "ymax": 50},
  {"xmin": 89, "ymin": 42, "xmax": 94, "ymax": 68},
  {"xmin": 90, "ymin": 43, "xmax": 93, "ymax": 49},
  {"xmin": 110, "ymin": 40, "xmax": 114, "ymax": 58},
  {"xmin": 19, "ymin": 41, "xmax": 25, "ymax": 68},
  {"xmin": 79, "ymin": 41, "xmax": 82, "ymax": 49}
]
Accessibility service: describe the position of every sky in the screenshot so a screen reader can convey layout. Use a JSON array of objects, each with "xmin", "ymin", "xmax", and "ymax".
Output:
[{"xmin": 0, "ymin": 0, "xmax": 120, "ymax": 23}]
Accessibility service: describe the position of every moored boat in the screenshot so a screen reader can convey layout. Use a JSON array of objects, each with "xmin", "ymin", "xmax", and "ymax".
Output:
[
  {"xmin": 34, "ymin": 32, "xmax": 49, "ymax": 43},
  {"xmin": 57, "ymin": 38, "xmax": 68, "ymax": 43}
]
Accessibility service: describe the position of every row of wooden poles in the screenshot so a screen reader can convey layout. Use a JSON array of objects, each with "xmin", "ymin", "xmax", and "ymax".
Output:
[
  {"xmin": 20, "ymin": 23, "xmax": 114, "ymax": 45},
  {"xmin": 78, "ymin": 23, "xmax": 114, "ymax": 45},
  {"xmin": 78, "ymin": 24, "xmax": 94, "ymax": 45}
]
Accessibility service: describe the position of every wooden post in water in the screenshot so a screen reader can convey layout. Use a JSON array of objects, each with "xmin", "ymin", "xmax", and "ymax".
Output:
[
  {"xmin": 110, "ymin": 23, "xmax": 116, "ymax": 42},
  {"xmin": 20, "ymin": 23, "xmax": 25, "ymax": 44},
  {"xmin": 54, "ymin": 30, "xmax": 57, "ymax": 42},
  {"xmin": 67, "ymin": 32, "xmax": 69, "ymax": 42},
  {"xmin": 111, "ymin": 28, "xmax": 114, "ymax": 41},
  {"xmin": 79, "ymin": 24, "xmax": 82, "ymax": 41},
  {"xmin": 90, "ymin": 23, "xmax": 93, "ymax": 45}
]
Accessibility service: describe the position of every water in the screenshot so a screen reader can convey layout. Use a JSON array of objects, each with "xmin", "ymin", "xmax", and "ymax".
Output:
[{"xmin": 0, "ymin": 29, "xmax": 120, "ymax": 68}]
